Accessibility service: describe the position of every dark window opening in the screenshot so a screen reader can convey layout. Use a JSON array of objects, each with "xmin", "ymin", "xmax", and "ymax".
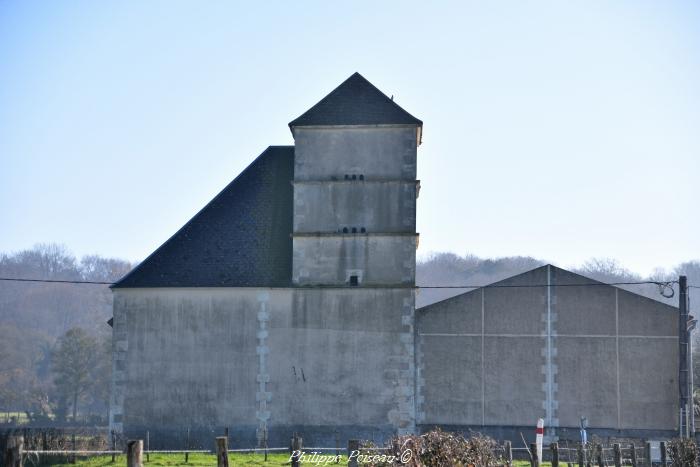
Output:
[
  {"xmin": 352, "ymin": 174, "xmax": 357, "ymax": 180},
  {"xmin": 351, "ymin": 227, "xmax": 357, "ymax": 233},
  {"xmin": 342, "ymin": 227, "xmax": 349, "ymax": 233},
  {"xmin": 344, "ymin": 174, "xmax": 350, "ymax": 180},
  {"xmin": 349, "ymin": 275, "xmax": 359, "ymax": 286},
  {"xmin": 359, "ymin": 174, "xmax": 364, "ymax": 180},
  {"xmin": 360, "ymin": 227, "xmax": 366, "ymax": 233}
]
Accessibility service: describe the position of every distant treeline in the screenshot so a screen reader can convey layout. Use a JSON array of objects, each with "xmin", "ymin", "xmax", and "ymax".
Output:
[
  {"xmin": 0, "ymin": 243, "xmax": 698, "ymax": 423},
  {"xmin": 416, "ymin": 252, "xmax": 700, "ymax": 308},
  {"xmin": 0, "ymin": 244, "xmax": 131, "ymax": 424}
]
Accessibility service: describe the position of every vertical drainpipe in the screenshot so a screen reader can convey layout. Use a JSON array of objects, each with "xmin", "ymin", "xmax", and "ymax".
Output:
[
  {"xmin": 686, "ymin": 277, "xmax": 695, "ymax": 437},
  {"xmin": 679, "ymin": 275, "xmax": 689, "ymax": 437},
  {"xmin": 690, "ymin": 329, "xmax": 695, "ymax": 437}
]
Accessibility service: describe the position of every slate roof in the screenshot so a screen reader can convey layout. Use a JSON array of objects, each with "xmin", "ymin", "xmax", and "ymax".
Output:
[
  {"xmin": 289, "ymin": 72, "xmax": 423, "ymax": 128},
  {"xmin": 112, "ymin": 146, "xmax": 294, "ymax": 288}
]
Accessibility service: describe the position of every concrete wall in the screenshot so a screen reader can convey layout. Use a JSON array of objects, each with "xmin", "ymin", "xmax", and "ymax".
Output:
[
  {"xmin": 112, "ymin": 125, "xmax": 422, "ymax": 446},
  {"xmin": 293, "ymin": 181, "xmax": 417, "ymax": 233},
  {"xmin": 110, "ymin": 287, "xmax": 415, "ymax": 448},
  {"xmin": 269, "ymin": 288, "xmax": 415, "ymax": 438},
  {"xmin": 293, "ymin": 127, "xmax": 417, "ymax": 181},
  {"xmin": 292, "ymin": 126, "xmax": 418, "ymax": 288},
  {"xmin": 415, "ymin": 265, "xmax": 679, "ymax": 439},
  {"xmin": 292, "ymin": 235, "xmax": 417, "ymax": 286}
]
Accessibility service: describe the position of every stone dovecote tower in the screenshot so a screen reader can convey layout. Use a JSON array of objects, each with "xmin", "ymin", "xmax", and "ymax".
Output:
[
  {"xmin": 283, "ymin": 73, "xmax": 423, "ymax": 438},
  {"xmin": 289, "ymin": 72, "xmax": 422, "ymax": 287},
  {"xmin": 109, "ymin": 73, "xmax": 423, "ymax": 447}
]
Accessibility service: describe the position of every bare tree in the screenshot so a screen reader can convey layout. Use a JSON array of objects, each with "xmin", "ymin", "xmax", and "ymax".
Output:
[{"xmin": 52, "ymin": 328, "xmax": 98, "ymax": 422}]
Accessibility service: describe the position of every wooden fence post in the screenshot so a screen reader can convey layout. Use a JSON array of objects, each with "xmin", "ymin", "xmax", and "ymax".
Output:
[
  {"xmin": 596, "ymin": 444, "xmax": 603, "ymax": 467},
  {"xmin": 291, "ymin": 434, "xmax": 302, "ymax": 467},
  {"xmin": 505, "ymin": 440, "xmax": 513, "ymax": 467},
  {"xmin": 645, "ymin": 442, "xmax": 652, "ymax": 467},
  {"xmin": 185, "ymin": 428, "xmax": 190, "ymax": 464},
  {"xmin": 660, "ymin": 442, "xmax": 667, "ymax": 466},
  {"xmin": 71, "ymin": 432, "xmax": 76, "ymax": 464},
  {"xmin": 335, "ymin": 430, "xmax": 340, "ymax": 465},
  {"xmin": 613, "ymin": 443, "xmax": 621, "ymax": 467},
  {"xmin": 3, "ymin": 435, "xmax": 23, "ymax": 467},
  {"xmin": 263, "ymin": 427, "xmax": 268, "ymax": 462},
  {"xmin": 216, "ymin": 437, "xmax": 228, "ymax": 467},
  {"xmin": 146, "ymin": 431, "xmax": 149, "ymax": 463},
  {"xmin": 551, "ymin": 442, "xmax": 560, "ymax": 467},
  {"xmin": 126, "ymin": 439, "xmax": 143, "ymax": 467},
  {"xmin": 630, "ymin": 443, "xmax": 637, "ymax": 467},
  {"xmin": 348, "ymin": 439, "xmax": 360, "ymax": 467},
  {"xmin": 111, "ymin": 430, "xmax": 116, "ymax": 462},
  {"xmin": 531, "ymin": 443, "xmax": 539, "ymax": 467}
]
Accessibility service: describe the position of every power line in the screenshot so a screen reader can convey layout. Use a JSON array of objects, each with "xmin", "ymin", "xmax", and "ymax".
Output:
[
  {"xmin": 0, "ymin": 276, "xmax": 680, "ymax": 289},
  {"xmin": 0, "ymin": 277, "xmax": 113, "ymax": 285},
  {"xmin": 417, "ymin": 281, "xmax": 675, "ymax": 289}
]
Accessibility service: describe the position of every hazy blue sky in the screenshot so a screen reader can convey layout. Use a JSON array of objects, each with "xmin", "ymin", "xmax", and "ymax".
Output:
[{"xmin": 1, "ymin": 1, "xmax": 698, "ymax": 276}]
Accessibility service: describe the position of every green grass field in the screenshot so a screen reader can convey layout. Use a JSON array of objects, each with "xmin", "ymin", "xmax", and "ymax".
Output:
[
  {"xmin": 47, "ymin": 453, "xmax": 549, "ymax": 466},
  {"xmin": 50, "ymin": 452, "xmax": 340, "ymax": 466}
]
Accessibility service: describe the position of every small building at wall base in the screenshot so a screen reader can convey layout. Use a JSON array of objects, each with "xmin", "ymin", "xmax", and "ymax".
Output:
[{"xmin": 109, "ymin": 73, "xmax": 683, "ymax": 448}]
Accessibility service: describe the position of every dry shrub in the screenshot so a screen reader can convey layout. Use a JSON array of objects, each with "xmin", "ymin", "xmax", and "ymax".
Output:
[
  {"xmin": 364, "ymin": 428, "xmax": 500, "ymax": 467},
  {"xmin": 669, "ymin": 438, "xmax": 698, "ymax": 467}
]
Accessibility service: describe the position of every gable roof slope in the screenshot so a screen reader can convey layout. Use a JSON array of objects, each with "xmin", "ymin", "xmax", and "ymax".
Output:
[
  {"xmin": 112, "ymin": 146, "xmax": 294, "ymax": 288},
  {"xmin": 289, "ymin": 72, "xmax": 423, "ymax": 128},
  {"xmin": 417, "ymin": 264, "xmax": 678, "ymax": 312}
]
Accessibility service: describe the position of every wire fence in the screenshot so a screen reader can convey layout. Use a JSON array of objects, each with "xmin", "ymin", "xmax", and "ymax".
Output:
[{"xmin": 1, "ymin": 427, "xmax": 692, "ymax": 467}]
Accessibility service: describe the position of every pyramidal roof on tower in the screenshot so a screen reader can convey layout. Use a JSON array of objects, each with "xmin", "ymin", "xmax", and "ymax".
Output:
[{"xmin": 289, "ymin": 72, "xmax": 423, "ymax": 129}]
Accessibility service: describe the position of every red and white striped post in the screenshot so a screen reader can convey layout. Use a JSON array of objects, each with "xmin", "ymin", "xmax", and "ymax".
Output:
[{"xmin": 536, "ymin": 418, "xmax": 544, "ymax": 462}]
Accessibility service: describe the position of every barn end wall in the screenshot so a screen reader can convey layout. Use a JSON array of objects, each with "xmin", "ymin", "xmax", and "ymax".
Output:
[
  {"xmin": 110, "ymin": 286, "xmax": 415, "ymax": 448},
  {"xmin": 415, "ymin": 265, "xmax": 679, "ymax": 440}
]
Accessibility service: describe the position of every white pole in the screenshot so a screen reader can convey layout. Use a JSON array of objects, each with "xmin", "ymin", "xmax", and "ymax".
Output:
[{"xmin": 536, "ymin": 418, "xmax": 544, "ymax": 462}]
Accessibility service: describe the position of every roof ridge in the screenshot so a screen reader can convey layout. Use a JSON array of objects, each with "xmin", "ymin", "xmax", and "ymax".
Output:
[
  {"xmin": 352, "ymin": 72, "xmax": 424, "ymax": 124},
  {"xmin": 288, "ymin": 73, "xmax": 360, "ymax": 127},
  {"xmin": 288, "ymin": 72, "xmax": 422, "ymax": 129}
]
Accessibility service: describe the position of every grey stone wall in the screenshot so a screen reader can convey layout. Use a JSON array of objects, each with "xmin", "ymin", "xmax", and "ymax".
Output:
[
  {"xmin": 415, "ymin": 265, "xmax": 679, "ymax": 439},
  {"xmin": 110, "ymin": 287, "xmax": 415, "ymax": 447},
  {"xmin": 111, "ymin": 123, "xmax": 422, "ymax": 446},
  {"xmin": 293, "ymin": 180, "xmax": 417, "ymax": 233},
  {"xmin": 110, "ymin": 288, "xmax": 266, "ymax": 443},
  {"xmin": 292, "ymin": 235, "xmax": 417, "ymax": 286},
  {"xmin": 293, "ymin": 127, "xmax": 417, "ymax": 181},
  {"xmin": 291, "ymin": 126, "xmax": 418, "ymax": 288}
]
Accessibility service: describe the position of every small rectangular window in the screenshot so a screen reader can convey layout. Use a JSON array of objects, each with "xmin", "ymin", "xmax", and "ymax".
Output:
[{"xmin": 349, "ymin": 275, "xmax": 359, "ymax": 286}]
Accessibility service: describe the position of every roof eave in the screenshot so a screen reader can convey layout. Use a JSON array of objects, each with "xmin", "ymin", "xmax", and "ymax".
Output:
[{"xmin": 289, "ymin": 122, "xmax": 424, "ymax": 146}]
